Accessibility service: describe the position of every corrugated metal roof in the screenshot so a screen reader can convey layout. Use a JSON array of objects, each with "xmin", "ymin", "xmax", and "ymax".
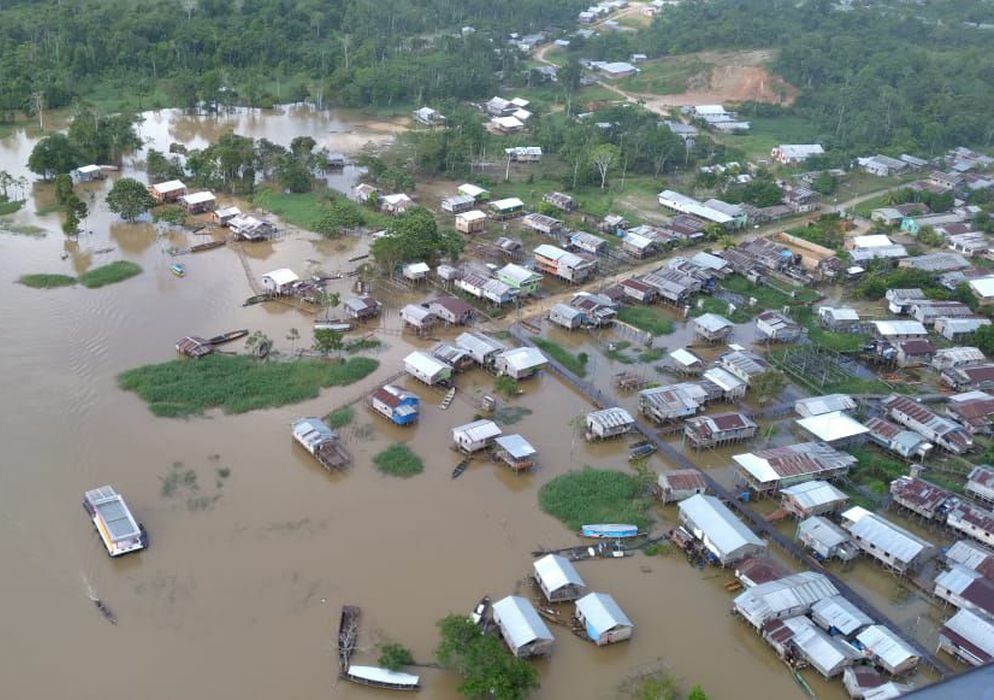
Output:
[
  {"xmin": 733, "ymin": 442, "xmax": 856, "ymax": 484},
  {"xmin": 533, "ymin": 554, "xmax": 585, "ymax": 592},
  {"xmin": 586, "ymin": 407, "xmax": 634, "ymax": 430},
  {"xmin": 492, "ymin": 596, "xmax": 554, "ymax": 649},
  {"xmin": 694, "ymin": 313, "xmax": 733, "ymax": 332},
  {"xmin": 781, "ymin": 481, "xmax": 848, "ymax": 510},
  {"xmin": 494, "ymin": 434, "xmax": 535, "ymax": 459},
  {"xmin": 871, "ymin": 320, "xmax": 927, "ymax": 336},
  {"xmin": 810, "ymin": 595, "xmax": 872, "ymax": 636},
  {"xmin": 669, "ymin": 348, "xmax": 703, "ymax": 367},
  {"xmin": 942, "ymin": 609, "xmax": 994, "ymax": 662},
  {"xmin": 857, "ymin": 625, "xmax": 918, "ymax": 670},
  {"xmin": 498, "ymin": 347, "xmax": 547, "ymax": 372},
  {"xmin": 946, "ymin": 540, "xmax": 994, "ymax": 577},
  {"xmin": 734, "ymin": 572, "xmax": 838, "ymax": 626},
  {"xmin": 841, "ymin": 508, "xmax": 934, "ymax": 565},
  {"xmin": 779, "ymin": 615, "xmax": 860, "ymax": 674},
  {"xmin": 454, "ymin": 419, "xmax": 502, "ymax": 443},
  {"xmin": 796, "ymin": 411, "xmax": 869, "ymax": 442},
  {"xmin": 575, "ymin": 592, "xmax": 633, "ymax": 635},
  {"xmin": 404, "ymin": 351, "xmax": 450, "ymax": 377},
  {"xmin": 678, "ymin": 494, "xmax": 764, "ymax": 559},
  {"xmin": 798, "ymin": 516, "xmax": 850, "ymax": 549}
]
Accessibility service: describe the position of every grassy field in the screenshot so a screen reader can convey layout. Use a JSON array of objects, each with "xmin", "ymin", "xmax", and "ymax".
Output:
[
  {"xmin": 616, "ymin": 307, "xmax": 676, "ymax": 336},
  {"xmin": 252, "ymin": 187, "xmax": 391, "ymax": 233},
  {"xmin": 791, "ymin": 306, "xmax": 869, "ymax": 353},
  {"xmin": 538, "ymin": 468, "xmax": 651, "ymax": 531},
  {"xmin": 79, "ymin": 261, "xmax": 142, "ymax": 288},
  {"xmin": 533, "ymin": 337, "xmax": 588, "ymax": 376},
  {"xmin": 717, "ymin": 115, "xmax": 822, "ymax": 160},
  {"xmin": 0, "ymin": 200, "xmax": 24, "ymax": 216},
  {"xmin": 374, "ymin": 444, "xmax": 424, "ymax": 477},
  {"xmin": 618, "ymin": 56, "xmax": 707, "ymax": 95},
  {"xmin": 19, "ymin": 273, "xmax": 77, "ymax": 288},
  {"xmin": 119, "ymin": 354, "xmax": 379, "ymax": 417}
]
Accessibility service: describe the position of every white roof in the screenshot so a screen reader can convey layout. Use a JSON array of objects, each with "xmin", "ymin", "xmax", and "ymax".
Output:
[
  {"xmin": 776, "ymin": 144, "xmax": 825, "ymax": 158},
  {"xmin": 533, "ymin": 554, "xmax": 585, "ymax": 592},
  {"xmin": 779, "ymin": 616, "xmax": 860, "ymax": 673},
  {"xmin": 498, "ymin": 346, "xmax": 547, "ymax": 372},
  {"xmin": 796, "ymin": 411, "xmax": 869, "ymax": 442},
  {"xmin": 458, "ymin": 209, "xmax": 487, "ymax": 222},
  {"xmin": 851, "ymin": 234, "xmax": 893, "ymax": 249},
  {"xmin": 77, "ymin": 164, "xmax": 101, "ymax": 174},
  {"xmin": 871, "ymin": 320, "xmax": 927, "ymax": 336},
  {"xmin": 733, "ymin": 572, "xmax": 838, "ymax": 626},
  {"xmin": 623, "ymin": 231, "xmax": 656, "ymax": 249},
  {"xmin": 491, "ymin": 197, "xmax": 524, "ymax": 211},
  {"xmin": 403, "ymin": 262, "xmax": 430, "ymax": 275},
  {"xmin": 456, "ymin": 331, "xmax": 506, "ymax": 358},
  {"xmin": 670, "ymin": 348, "xmax": 703, "ymax": 367},
  {"xmin": 798, "ymin": 516, "xmax": 850, "ymax": 549},
  {"xmin": 533, "ymin": 243, "xmax": 569, "ymax": 261},
  {"xmin": 346, "ymin": 666, "xmax": 420, "ymax": 687},
  {"xmin": 781, "ymin": 480, "xmax": 848, "ymax": 510},
  {"xmin": 510, "ymin": 97, "xmax": 530, "ymax": 108},
  {"xmin": 400, "ymin": 304, "xmax": 433, "ymax": 322},
  {"xmin": 459, "ymin": 183, "xmax": 488, "ymax": 197},
  {"xmin": 495, "ymin": 434, "xmax": 536, "ymax": 459},
  {"xmin": 841, "ymin": 507, "xmax": 933, "ymax": 565},
  {"xmin": 935, "ymin": 564, "xmax": 981, "ymax": 596},
  {"xmin": 262, "ymin": 268, "xmax": 299, "ymax": 286},
  {"xmin": 382, "ymin": 193, "xmax": 412, "ymax": 206},
  {"xmin": 694, "ymin": 313, "xmax": 733, "ymax": 332},
  {"xmin": 856, "ymin": 625, "xmax": 918, "ymax": 669},
  {"xmin": 499, "ymin": 263, "xmax": 541, "ymax": 285},
  {"xmin": 795, "ymin": 394, "xmax": 857, "ymax": 417},
  {"xmin": 702, "ymin": 366, "xmax": 745, "ymax": 393},
  {"xmin": 492, "ymin": 596, "xmax": 554, "ymax": 649},
  {"xmin": 678, "ymin": 494, "xmax": 764, "ymax": 558},
  {"xmin": 810, "ymin": 595, "xmax": 872, "ymax": 636},
  {"xmin": 587, "ymin": 407, "xmax": 634, "ymax": 429},
  {"xmin": 575, "ymin": 592, "xmax": 633, "ymax": 634},
  {"xmin": 404, "ymin": 350, "xmax": 450, "ymax": 376},
  {"xmin": 512, "ymin": 109, "xmax": 532, "ymax": 121},
  {"xmin": 180, "ymin": 190, "xmax": 216, "ymax": 205},
  {"xmin": 819, "ymin": 306, "xmax": 860, "ymax": 321},
  {"xmin": 152, "ymin": 179, "xmax": 186, "ymax": 193},
  {"xmin": 493, "ymin": 115, "xmax": 524, "ymax": 129},
  {"xmin": 658, "ymin": 190, "xmax": 733, "ymax": 224},
  {"xmin": 969, "ymin": 276, "xmax": 994, "ymax": 298},
  {"xmin": 943, "ymin": 609, "xmax": 994, "ymax": 660},
  {"xmin": 215, "ymin": 205, "xmax": 241, "ymax": 218},
  {"xmin": 453, "ymin": 419, "xmax": 502, "ymax": 442}
]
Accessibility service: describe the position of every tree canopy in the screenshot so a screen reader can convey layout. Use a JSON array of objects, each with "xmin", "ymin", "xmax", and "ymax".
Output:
[
  {"xmin": 106, "ymin": 177, "xmax": 155, "ymax": 221},
  {"xmin": 435, "ymin": 614, "xmax": 539, "ymax": 700},
  {"xmin": 371, "ymin": 206, "xmax": 463, "ymax": 269}
]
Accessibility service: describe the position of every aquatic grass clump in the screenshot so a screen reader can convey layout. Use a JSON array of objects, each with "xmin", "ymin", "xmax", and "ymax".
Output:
[
  {"xmin": 78, "ymin": 260, "xmax": 142, "ymax": 288},
  {"xmin": 325, "ymin": 405, "xmax": 355, "ymax": 429},
  {"xmin": 19, "ymin": 273, "xmax": 77, "ymax": 288},
  {"xmin": 532, "ymin": 337, "xmax": 588, "ymax": 377},
  {"xmin": 538, "ymin": 468, "xmax": 651, "ymax": 531},
  {"xmin": 373, "ymin": 443, "xmax": 424, "ymax": 477},
  {"xmin": 616, "ymin": 307, "xmax": 675, "ymax": 336},
  {"xmin": 118, "ymin": 354, "xmax": 379, "ymax": 417}
]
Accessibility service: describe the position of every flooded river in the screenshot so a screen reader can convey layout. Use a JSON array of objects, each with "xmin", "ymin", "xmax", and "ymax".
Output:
[{"xmin": 0, "ymin": 107, "xmax": 943, "ymax": 699}]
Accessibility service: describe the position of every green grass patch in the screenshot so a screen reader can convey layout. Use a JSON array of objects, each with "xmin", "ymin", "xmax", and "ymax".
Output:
[
  {"xmin": 344, "ymin": 338, "xmax": 382, "ymax": 354},
  {"xmin": 690, "ymin": 296, "xmax": 750, "ymax": 323},
  {"xmin": 253, "ymin": 186, "xmax": 390, "ymax": 233},
  {"xmin": 78, "ymin": 261, "xmax": 142, "ymax": 288},
  {"xmin": 19, "ymin": 273, "xmax": 77, "ymax": 288},
  {"xmin": 118, "ymin": 354, "xmax": 379, "ymax": 418},
  {"xmin": 616, "ymin": 307, "xmax": 675, "ymax": 336},
  {"xmin": 538, "ymin": 468, "xmax": 651, "ymax": 531},
  {"xmin": 717, "ymin": 115, "xmax": 822, "ymax": 160},
  {"xmin": 0, "ymin": 200, "xmax": 24, "ymax": 216},
  {"xmin": 532, "ymin": 337, "xmax": 588, "ymax": 377},
  {"xmin": 325, "ymin": 406, "xmax": 355, "ymax": 429},
  {"xmin": 618, "ymin": 56, "xmax": 707, "ymax": 95},
  {"xmin": 639, "ymin": 347, "xmax": 666, "ymax": 363},
  {"xmin": 722, "ymin": 273, "xmax": 819, "ymax": 307},
  {"xmin": 373, "ymin": 443, "xmax": 424, "ymax": 478},
  {"xmin": 791, "ymin": 306, "xmax": 869, "ymax": 353},
  {"xmin": 605, "ymin": 340, "xmax": 636, "ymax": 364},
  {"xmin": 0, "ymin": 222, "xmax": 47, "ymax": 237},
  {"xmin": 848, "ymin": 447, "xmax": 907, "ymax": 496}
]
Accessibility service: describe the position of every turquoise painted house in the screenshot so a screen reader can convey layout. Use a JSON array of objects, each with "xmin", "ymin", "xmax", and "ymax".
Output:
[{"xmin": 496, "ymin": 263, "xmax": 543, "ymax": 296}]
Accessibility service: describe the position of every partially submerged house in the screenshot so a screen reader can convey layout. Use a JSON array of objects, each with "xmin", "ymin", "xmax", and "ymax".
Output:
[
  {"xmin": 452, "ymin": 419, "xmax": 502, "ymax": 453},
  {"xmin": 495, "ymin": 347, "xmax": 548, "ymax": 380},
  {"xmin": 261, "ymin": 268, "xmax": 300, "ymax": 294},
  {"xmin": 403, "ymin": 351, "xmax": 452, "ymax": 386},
  {"xmin": 692, "ymin": 313, "xmax": 734, "ymax": 343},
  {"xmin": 343, "ymin": 295, "xmax": 383, "ymax": 321},
  {"xmin": 585, "ymin": 407, "xmax": 635, "ymax": 440},
  {"xmin": 684, "ymin": 412, "xmax": 758, "ymax": 449},
  {"xmin": 493, "ymin": 434, "xmax": 537, "ymax": 471},
  {"xmin": 780, "ymin": 481, "xmax": 848, "ymax": 518},
  {"xmin": 492, "ymin": 595, "xmax": 555, "ymax": 657},
  {"xmin": 677, "ymin": 493, "xmax": 767, "ymax": 565},
  {"xmin": 656, "ymin": 469, "xmax": 707, "ymax": 504},
  {"xmin": 178, "ymin": 190, "xmax": 217, "ymax": 214},
  {"xmin": 368, "ymin": 384, "xmax": 420, "ymax": 426},
  {"xmin": 533, "ymin": 554, "xmax": 586, "ymax": 602},
  {"xmin": 148, "ymin": 179, "xmax": 187, "ymax": 203},
  {"xmin": 841, "ymin": 506, "xmax": 936, "ymax": 573},
  {"xmin": 229, "ymin": 214, "xmax": 275, "ymax": 241},
  {"xmin": 574, "ymin": 592, "xmax": 634, "ymax": 646}
]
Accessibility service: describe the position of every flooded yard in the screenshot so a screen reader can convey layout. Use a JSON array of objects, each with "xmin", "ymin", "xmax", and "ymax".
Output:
[{"xmin": 0, "ymin": 106, "xmax": 961, "ymax": 699}]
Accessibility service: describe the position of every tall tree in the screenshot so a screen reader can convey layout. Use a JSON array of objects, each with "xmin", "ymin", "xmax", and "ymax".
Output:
[
  {"xmin": 589, "ymin": 143, "xmax": 620, "ymax": 189},
  {"xmin": 106, "ymin": 177, "xmax": 155, "ymax": 221}
]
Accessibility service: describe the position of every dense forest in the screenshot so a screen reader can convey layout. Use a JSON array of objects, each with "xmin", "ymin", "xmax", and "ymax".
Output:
[{"xmin": 0, "ymin": 0, "xmax": 587, "ymax": 116}]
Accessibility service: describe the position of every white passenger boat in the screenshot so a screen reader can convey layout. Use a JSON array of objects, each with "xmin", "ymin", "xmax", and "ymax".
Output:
[{"xmin": 83, "ymin": 486, "xmax": 147, "ymax": 557}]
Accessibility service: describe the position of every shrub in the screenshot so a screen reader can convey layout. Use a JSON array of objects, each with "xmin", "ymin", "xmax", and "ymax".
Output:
[
  {"xmin": 538, "ymin": 468, "xmax": 651, "ymax": 531},
  {"xmin": 374, "ymin": 444, "xmax": 424, "ymax": 477},
  {"xmin": 78, "ymin": 261, "xmax": 142, "ymax": 288},
  {"xmin": 19, "ymin": 273, "xmax": 77, "ymax": 288}
]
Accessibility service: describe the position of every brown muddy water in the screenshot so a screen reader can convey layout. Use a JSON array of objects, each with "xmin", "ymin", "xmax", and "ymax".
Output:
[{"xmin": 0, "ymin": 107, "xmax": 947, "ymax": 700}]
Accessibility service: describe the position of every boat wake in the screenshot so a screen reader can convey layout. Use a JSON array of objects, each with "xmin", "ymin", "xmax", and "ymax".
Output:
[{"xmin": 81, "ymin": 572, "xmax": 117, "ymax": 625}]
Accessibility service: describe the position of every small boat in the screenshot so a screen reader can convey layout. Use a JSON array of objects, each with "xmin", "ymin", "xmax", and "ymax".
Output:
[
  {"xmin": 628, "ymin": 440, "xmax": 657, "ymax": 461},
  {"xmin": 93, "ymin": 598, "xmax": 117, "ymax": 625},
  {"xmin": 451, "ymin": 458, "xmax": 470, "ymax": 479},
  {"xmin": 314, "ymin": 320, "xmax": 352, "ymax": 333},
  {"xmin": 580, "ymin": 524, "xmax": 640, "ymax": 539},
  {"xmin": 83, "ymin": 486, "xmax": 148, "ymax": 557},
  {"xmin": 243, "ymin": 294, "xmax": 273, "ymax": 306},
  {"xmin": 170, "ymin": 263, "xmax": 186, "ymax": 277},
  {"xmin": 344, "ymin": 665, "xmax": 420, "ymax": 692},
  {"xmin": 469, "ymin": 595, "xmax": 490, "ymax": 628},
  {"xmin": 207, "ymin": 329, "xmax": 249, "ymax": 345},
  {"xmin": 190, "ymin": 240, "xmax": 224, "ymax": 253}
]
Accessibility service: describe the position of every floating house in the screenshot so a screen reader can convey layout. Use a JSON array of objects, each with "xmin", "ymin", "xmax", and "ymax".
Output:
[
  {"xmin": 692, "ymin": 313, "xmax": 734, "ymax": 343},
  {"xmin": 677, "ymin": 494, "xmax": 767, "ymax": 565},
  {"xmin": 797, "ymin": 516, "xmax": 858, "ymax": 561},
  {"xmin": 575, "ymin": 592, "xmax": 634, "ymax": 646},
  {"xmin": 856, "ymin": 625, "xmax": 920, "ymax": 675},
  {"xmin": 452, "ymin": 419, "xmax": 502, "ymax": 453},
  {"xmin": 780, "ymin": 481, "xmax": 848, "ymax": 518},
  {"xmin": 585, "ymin": 407, "xmax": 635, "ymax": 440},
  {"xmin": 455, "ymin": 209, "xmax": 487, "ymax": 234},
  {"xmin": 841, "ymin": 506, "xmax": 936, "ymax": 573},
  {"xmin": 428, "ymin": 296, "xmax": 474, "ymax": 325},
  {"xmin": 733, "ymin": 571, "xmax": 838, "ymax": 629},
  {"xmin": 148, "ymin": 179, "xmax": 187, "ymax": 203},
  {"xmin": 368, "ymin": 384, "xmax": 420, "ymax": 426},
  {"xmin": 495, "ymin": 347, "xmax": 548, "ymax": 379},
  {"xmin": 178, "ymin": 190, "xmax": 217, "ymax": 214},
  {"xmin": 343, "ymin": 295, "xmax": 382, "ymax": 321},
  {"xmin": 733, "ymin": 442, "xmax": 856, "ymax": 494},
  {"xmin": 684, "ymin": 411, "xmax": 758, "ymax": 449},
  {"xmin": 493, "ymin": 434, "xmax": 537, "ymax": 471},
  {"xmin": 292, "ymin": 417, "xmax": 350, "ymax": 471},
  {"xmin": 656, "ymin": 469, "xmax": 707, "ymax": 504},
  {"xmin": 403, "ymin": 351, "xmax": 452, "ymax": 386},
  {"xmin": 261, "ymin": 268, "xmax": 300, "ymax": 294},
  {"xmin": 492, "ymin": 596, "xmax": 555, "ymax": 658},
  {"xmin": 83, "ymin": 486, "xmax": 146, "ymax": 557},
  {"xmin": 456, "ymin": 332, "xmax": 507, "ymax": 367},
  {"xmin": 533, "ymin": 554, "xmax": 586, "ymax": 602}
]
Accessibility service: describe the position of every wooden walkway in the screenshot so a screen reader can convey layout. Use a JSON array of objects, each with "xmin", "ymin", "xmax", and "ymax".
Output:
[
  {"xmin": 232, "ymin": 243, "xmax": 318, "ymax": 314},
  {"xmin": 508, "ymin": 323, "xmax": 954, "ymax": 679}
]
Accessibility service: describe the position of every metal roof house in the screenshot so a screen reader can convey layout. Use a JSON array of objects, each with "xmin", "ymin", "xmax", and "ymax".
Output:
[
  {"xmin": 495, "ymin": 347, "xmax": 548, "ymax": 380},
  {"xmin": 797, "ymin": 516, "xmax": 858, "ymax": 561},
  {"xmin": 452, "ymin": 419, "xmax": 502, "ymax": 453},
  {"xmin": 403, "ymin": 351, "xmax": 453, "ymax": 386},
  {"xmin": 780, "ymin": 480, "xmax": 848, "ymax": 518},
  {"xmin": 810, "ymin": 595, "xmax": 872, "ymax": 638},
  {"xmin": 761, "ymin": 615, "xmax": 860, "ymax": 678},
  {"xmin": 343, "ymin": 295, "xmax": 383, "ymax": 321},
  {"xmin": 261, "ymin": 268, "xmax": 300, "ymax": 294},
  {"xmin": 368, "ymin": 385, "xmax": 419, "ymax": 426},
  {"xmin": 638, "ymin": 383, "xmax": 706, "ymax": 423},
  {"xmin": 492, "ymin": 595, "xmax": 555, "ymax": 657},
  {"xmin": 756, "ymin": 310, "xmax": 802, "ymax": 342},
  {"xmin": 292, "ymin": 417, "xmax": 350, "ymax": 471},
  {"xmin": 856, "ymin": 625, "xmax": 920, "ymax": 675},
  {"xmin": 795, "ymin": 411, "xmax": 869, "ymax": 448},
  {"xmin": 656, "ymin": 469, "xmax": 707, "ymax": 504},
  {"xmin": 931, "ymin": 346, "xmax": 987, "ymax": 371},
  {"xmin": 967, "ymin": 465, "xmax": 994, "ymax": 503},
  {"xmin": 947, "ymin": 501, "xmax": 994, "ymax": 549},
  {"xmin": 455, "ymin": 209, "xmax": 488, "ymax": 234},
  {"xmin": 865, "ymin": 416, "xmax": 933, "ymax": 461},
  {"xmin": 882, "ymin": 395, "xmax": 974, "ymax": 455},
  {"xmin": 148, "ymin": 178, "xmax": 187, "ymax": 202},
  {"xmin": 178, "ymin": 190, "xmax": 217, "ymax": 213},
  {"xmin": 549, "ymin": 303, "xmax": 587, "ymax": 330},
  {"xmin": 428, "ymin": 296, "xmax": 474, "ymax": 325},
  {"xmin": 870, "ymin": 320, "xmax": 928, "ymax": 341},
  {"xmin": 842, "ymin": 667, "xmax": 912, "ymax": 699},
  {"xmin": 889, "ymin": 476, "xmax": 954, "ymax": 520},
  {"xmin": 733, "ymin": 442, "xmax": 856, "ymax": 494},
  {"xmin": 678, "ymin": 494, "xmax": 766, "ymax": 566},
  {"xmin": 83, "ymin": 486, "xmax": 146, "ymax": 557},
  {"xmin": 585, "ymin": 407, "xmax": 635, "ymax": 440},
  {"xmin": 946, "ymin": 540, "xmax": 994, "ymax": 578},
  {"xmin": 493, "ymin": 434, "xmax": 537, "ymax": 471},
  {"xmin": 669, "ymin": 348, "xmax": 704, "ymax": 374},
  {"xmin": 841, "ymin": 506, "xmax": 936, "ymax": 573},
  {"xmin": 692, "ymin": 313, "xmax": 734, "ymax": 343},
  {"xmin": 717, "ymin": 350, "xmax": 769, "ymax": 385},
  {"xmin": 533, "ymin": 554, "xmax": 586, "ymax": 602},
  {"xmin": 455, "ymin": 332, "xmax": 507, "ymax": 367},
  {"xmin": 575, "ymin": 592, "xmax": 634, "ymax": 646},
  {"xmin": 733, "ymin": 571, "xmax": 838, "ymax": 629},
  {"xmin": 941, "ymin": 362, "xmax": 994, "ymax": 392},
  {"xmin": 938, "ymin": 608, "xmax": 994, "ymax": 667},
  {"xmin": 934, "ymin": 564, "xmax": 994, "ymax": 618},
  {"xmin": 684, "ymin": 411, "xmax": 758, "ymax": 449},
  {"xmin": 496, "ymin": 263, "xmax": 543, "ymax": 296},
  {"xmin": 399, "ymin": 304, "xmax": 437, "ymax": 333}
]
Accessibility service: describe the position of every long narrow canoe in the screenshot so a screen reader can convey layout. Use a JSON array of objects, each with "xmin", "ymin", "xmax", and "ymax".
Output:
[
  {"xmin": 345, "ymin": 665, "xmax": 420, "ymax": 691},
  {"xmin": 580, "ymin": 524, "xmax": 640, "ymax": 539}
]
